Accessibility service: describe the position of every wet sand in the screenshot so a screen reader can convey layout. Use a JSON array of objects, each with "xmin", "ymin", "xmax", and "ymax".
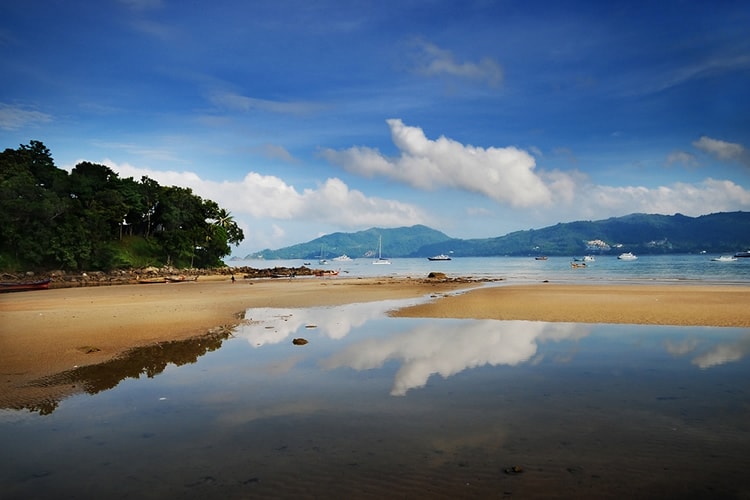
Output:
[{"xmin": 1, "ymin": 277, "xmax": 749, "ymax": 408}]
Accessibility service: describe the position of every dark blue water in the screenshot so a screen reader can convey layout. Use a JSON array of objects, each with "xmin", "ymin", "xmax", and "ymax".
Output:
[{"xmin": 2, "ymin": 297, "xmax": 749, "ymax": 499}]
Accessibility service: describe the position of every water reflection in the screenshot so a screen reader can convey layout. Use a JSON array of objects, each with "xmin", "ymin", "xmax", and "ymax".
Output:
[
  {"xmin": 3, "ymin": 299, "xmax": 750, "ymax": 498},
  {"xmin": 235, "ymin": 300, "xmax": 750, "ymax": 397},
  {"xmin": 322, "ymin": 320, "xmax": 590, "ymax": 395},
  {"xmin": 7, "ymin": 328, "xmax": 232, "ymax": 415}
]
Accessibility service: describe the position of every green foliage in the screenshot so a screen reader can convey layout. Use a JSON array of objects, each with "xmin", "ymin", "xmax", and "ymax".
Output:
[{"xmin": 0, "ymin": 141, "xmax": 244, "ymax": 272}]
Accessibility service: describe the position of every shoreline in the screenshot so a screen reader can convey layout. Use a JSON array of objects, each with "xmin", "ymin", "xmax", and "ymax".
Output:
[{"xmin": 2, "ymin": 276, "xmax": 749, "ymax": 411}]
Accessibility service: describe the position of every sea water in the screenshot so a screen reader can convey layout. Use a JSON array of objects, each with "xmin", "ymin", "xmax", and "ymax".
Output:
[{"xmin": 230, "ymin": 253, "xmax": 750, "ymax": 285}]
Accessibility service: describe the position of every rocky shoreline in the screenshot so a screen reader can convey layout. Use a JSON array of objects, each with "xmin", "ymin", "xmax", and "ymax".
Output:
[{"xmin": 1, "ymin": 265, "xmax": 323, "ymax": 288}]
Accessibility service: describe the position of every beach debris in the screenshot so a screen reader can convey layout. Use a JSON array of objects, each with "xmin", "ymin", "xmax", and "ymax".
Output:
[
  {"xmin": 504, "ymin": 465, "xmax": 524, "ymax": 475},
  {"xmin": 292, "ymin": 338, "xmax": 308, "ymax": 345}
]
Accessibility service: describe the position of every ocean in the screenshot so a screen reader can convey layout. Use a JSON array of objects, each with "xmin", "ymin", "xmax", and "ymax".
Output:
[{"xmin": 230, "ymin": 253, "xmax": 750, "ymax": 285}]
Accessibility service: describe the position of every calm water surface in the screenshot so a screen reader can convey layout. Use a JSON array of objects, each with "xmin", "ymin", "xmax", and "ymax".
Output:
[
  {"xmin": 2, "ymin": 290, "xmax": 750, "ymax": 499},
  {"xmin": 232, "ymin": 253, "xmax": 750, "ymax": 284}
]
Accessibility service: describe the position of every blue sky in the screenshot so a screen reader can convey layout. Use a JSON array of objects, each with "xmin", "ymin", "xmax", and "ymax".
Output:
[{"xmin": 2, "ymin": 0, "xmax": 749, "ymax": 256}]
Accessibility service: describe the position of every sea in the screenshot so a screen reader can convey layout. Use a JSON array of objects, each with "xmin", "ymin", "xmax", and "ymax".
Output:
[
  {"xmin": 229, "ymin": 253, "xmax": 750, "ymax": 285},
  {"xmin": 2, "ymin": 253, "xmax": 749, "ymax": 498}
]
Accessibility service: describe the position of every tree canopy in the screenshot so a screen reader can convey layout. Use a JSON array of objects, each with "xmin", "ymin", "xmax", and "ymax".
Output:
[{"xmin": 0, "ymin": 141, "xmax": 244, "ymax": 271}]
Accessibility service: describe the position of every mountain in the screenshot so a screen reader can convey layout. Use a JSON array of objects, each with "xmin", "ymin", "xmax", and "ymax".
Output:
[
  {"xmin": 249, "ymin": 225, "xmax": 456, "ymax": 260},
  {"xmin": 246, "ymin": 212, "xmax": 750, "ymax": 259}
]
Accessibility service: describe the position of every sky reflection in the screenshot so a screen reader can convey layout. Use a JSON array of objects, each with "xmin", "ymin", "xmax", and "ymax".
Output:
[{"xmin": 235, "ymin": 299, "xmax": 750, "ymax": 398}]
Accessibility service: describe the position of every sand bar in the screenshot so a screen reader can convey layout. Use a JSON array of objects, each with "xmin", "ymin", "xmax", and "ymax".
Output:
[{"xmin": 393, "ymin": 282, "xmax": 750, "ymax": 327}]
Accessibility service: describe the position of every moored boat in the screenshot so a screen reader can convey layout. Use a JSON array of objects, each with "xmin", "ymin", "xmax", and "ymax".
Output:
[
  {"xmin": 138, "ymin": 277, "xmax": 168, "ymax": 284},
  {"xmin": 711, "ymin": 255, "xmax": 738, "ymax": 262},
  {"xmin": 0, "ymin": 278, "xmax": 51, "ymax": 293},
  {"xmin": 618, "ymin": 252, "xmax": 638, "ymax": 260},
  {"xmin": 166, "ymin": 275, "xmax": 199, "ymax": 282},
  {"xmin": 428, "ymin": 254, "xmax": 451, "ymax": 261},
  {"xmin": 735, "ymin": 250, "xmax": 750, "ymax": 258}
]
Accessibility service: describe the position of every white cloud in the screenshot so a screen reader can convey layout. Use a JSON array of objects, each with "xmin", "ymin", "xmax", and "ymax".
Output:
[
  {"xmin": 321, "ymin": 119, "xmax": 557, "ymax": 208},
  {"xmin": 411, "ymin": 40, "xmax": 503, "ymax": 87},
  {"xmin": 0, "ymin": 103, "xmax": 52, "ymax": 130},
  {"xmin": 693, "ymin": 136, "xmax": 749, "ymax": 165},
  {"xmin": 102, "ymin": 159, "xmax": 425, "ymax": 228},
  {"xmin": 323, "ymin": 121, "xmax": 750, "ymax": 227}
]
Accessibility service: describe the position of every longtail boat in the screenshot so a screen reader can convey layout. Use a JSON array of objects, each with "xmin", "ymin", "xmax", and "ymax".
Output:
[{"xmin": 0, "ymin": 278, "xmax": 51, "ymax": 293}]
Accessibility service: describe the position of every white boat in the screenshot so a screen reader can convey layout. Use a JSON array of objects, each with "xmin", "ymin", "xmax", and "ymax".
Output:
[
  {"xmin": 583, "ymin": 255, "xmax": 595, "ymax": 262},
  {"xmin": 711, "ymin": 255, "xmax": 738, "ymax": 262},
  {"xmin": 318, "ymin": 245, "xmax": 328, "ymax": 265},
  {"xmin": 332, "ymin": 254, "xmax": 352, "ymax": 262},
  {"xmin": 373, "ymin": 236, "xmax": 391, "ymax": 265},
  {"xmin": 617, "ymin": 252, "xmax": 637, "ymax": 260},
  {"xmin": 428, "ymin": 254, "xmax": 451, "ymax": 261}
]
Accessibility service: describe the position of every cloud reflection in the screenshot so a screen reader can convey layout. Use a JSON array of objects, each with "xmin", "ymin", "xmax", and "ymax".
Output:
[
  {"xmin": 235, "ymin": 298, "xmax": 428, "ymax": 346},
  {"xmin": 664, "ymin": 332, "xmax": 750, "ymax": 369},
  {"xmin": 322, "ymin": 320, "xmax": 590, "ymax": 396}
]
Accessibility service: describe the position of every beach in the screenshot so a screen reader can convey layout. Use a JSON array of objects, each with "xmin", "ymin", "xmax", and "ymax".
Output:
[{"xmin": 2, "ymin": 276, "xmax": 749, "ymax": 409}]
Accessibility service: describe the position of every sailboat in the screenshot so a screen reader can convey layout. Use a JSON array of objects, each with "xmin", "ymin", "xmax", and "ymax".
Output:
[
  {"xmin": 318, "ymin": 245, "xmax": 328, "ymax": 265},
  {"xmin": 372, "ymin": 235, "xmax": 391, "ymax": 265}
]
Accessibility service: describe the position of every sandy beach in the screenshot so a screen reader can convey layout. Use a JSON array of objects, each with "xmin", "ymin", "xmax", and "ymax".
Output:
[{"xmin": 2, "ymin": 276, "xmax": 749, "ymax": 410}]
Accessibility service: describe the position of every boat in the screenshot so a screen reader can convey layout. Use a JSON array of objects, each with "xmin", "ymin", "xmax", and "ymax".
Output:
[
  {"xmin": 534, "ymin": 256, "xmax": 548, "ymax": 261},
  {"xmin": 617, "ymin": 252, "xmax": 638, "ymax": 260},
  {"xmin": 428, "ymin": 254, "xmax": 451, "ymax": 261},
  {"xmin": 0, "ymin": 278, "xmax": 51, "ymax": 293},
  {"xmin": 735, "ymin": 250, "xmax": 750, "ymax": 258},
  {"xmin": 332, "ymin": 254, "xmax": 352, "ymax": 262},
  {"xmin": 318, "ymin": 245, "xmax": 328, "ymax": 265},
  {"xmin": 373, "ymin": 236, "xmax": 391, "ymax": 265},
  {"xmin": 138, "ymin": 277, "xmax": 168, "ymax": 284},
  {"xmin": 571, "ymin": 262, "xmax": 587, "ymax": 268},
  {"xmin": 313, "ymin": 269, "xmax": 339, "ymax": 276},
  {"xmin": 711, "ymin": 255, "xmax": 738, "ymax": 262},
  {"xmin": 583, "ymin": 255, "xmax": 596, "ymax": 262},
  {"xmin": 166, "ymin": 275, "xmax": 199, "ymax": 282}
]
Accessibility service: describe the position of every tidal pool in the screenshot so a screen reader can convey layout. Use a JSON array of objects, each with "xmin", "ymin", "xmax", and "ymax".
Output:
[{"xmin": 2, "ymin": 298, "xmax": 749, "ymax": 499}]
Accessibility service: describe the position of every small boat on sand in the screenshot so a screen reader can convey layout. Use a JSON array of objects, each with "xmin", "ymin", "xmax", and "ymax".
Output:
[
  {"xmin": 166, "ymin": 275, "xmax": 199, "ymax": 282},
  {"xmin": 0, "ymin": 278, "xmax": 51, "ymax": 293},
  {"xmin": 138, "ymin": 277, "xmax": 168, "ymax": 284}
]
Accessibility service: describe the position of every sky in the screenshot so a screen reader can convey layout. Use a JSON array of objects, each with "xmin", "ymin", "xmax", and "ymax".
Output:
[{"xmin": 2, "ymin": 0, "xmax": 750, "ymax": 257}]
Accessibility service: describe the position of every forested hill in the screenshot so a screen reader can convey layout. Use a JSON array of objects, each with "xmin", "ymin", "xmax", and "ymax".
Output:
[
  {"xmin": 251, "ymin": 212, "xmax": 750, "ymax": 259},
  {"xmin": 1, "ymin": 141, "xmax": 243, "ymax": 271}
]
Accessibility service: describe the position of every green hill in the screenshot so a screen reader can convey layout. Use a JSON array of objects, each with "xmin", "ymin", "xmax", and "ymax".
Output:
[{"xmin": 249, "ymin": 212, "xmax": 750, "ymax": 259}]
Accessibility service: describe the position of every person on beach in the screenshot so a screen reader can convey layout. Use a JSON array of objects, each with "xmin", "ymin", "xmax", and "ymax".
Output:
[{"xmin": 231, "ymin": 274, "xmax": 235, "ymax": 284}]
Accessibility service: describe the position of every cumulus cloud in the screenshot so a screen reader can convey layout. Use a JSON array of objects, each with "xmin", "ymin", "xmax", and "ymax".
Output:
[
  {"xmin": 410, "ymin": 40, "xmax": 503, "ymax": 87},
  {"xmin": 321, "ymin": 119, "xmax": 559, "ymax": 208},
  {"xmin": 322, "ymin": 120, "xmax": 750, "ymax": 224},
  {"xmin": 0, "ymin": 103, "xmax": 52, "ymax": 130},
  {"xmin": 693, "ymin": 136, "xmax": 749, "ymax": 165},
  {"xmin": 102, "ymin": 159, "xmax": 424, "ymax": 228}
]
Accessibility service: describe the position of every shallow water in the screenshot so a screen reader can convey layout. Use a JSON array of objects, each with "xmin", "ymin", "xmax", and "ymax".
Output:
[{"xmin": 2, "ymin": 296, "xmax": 749, "ymax": 499}]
